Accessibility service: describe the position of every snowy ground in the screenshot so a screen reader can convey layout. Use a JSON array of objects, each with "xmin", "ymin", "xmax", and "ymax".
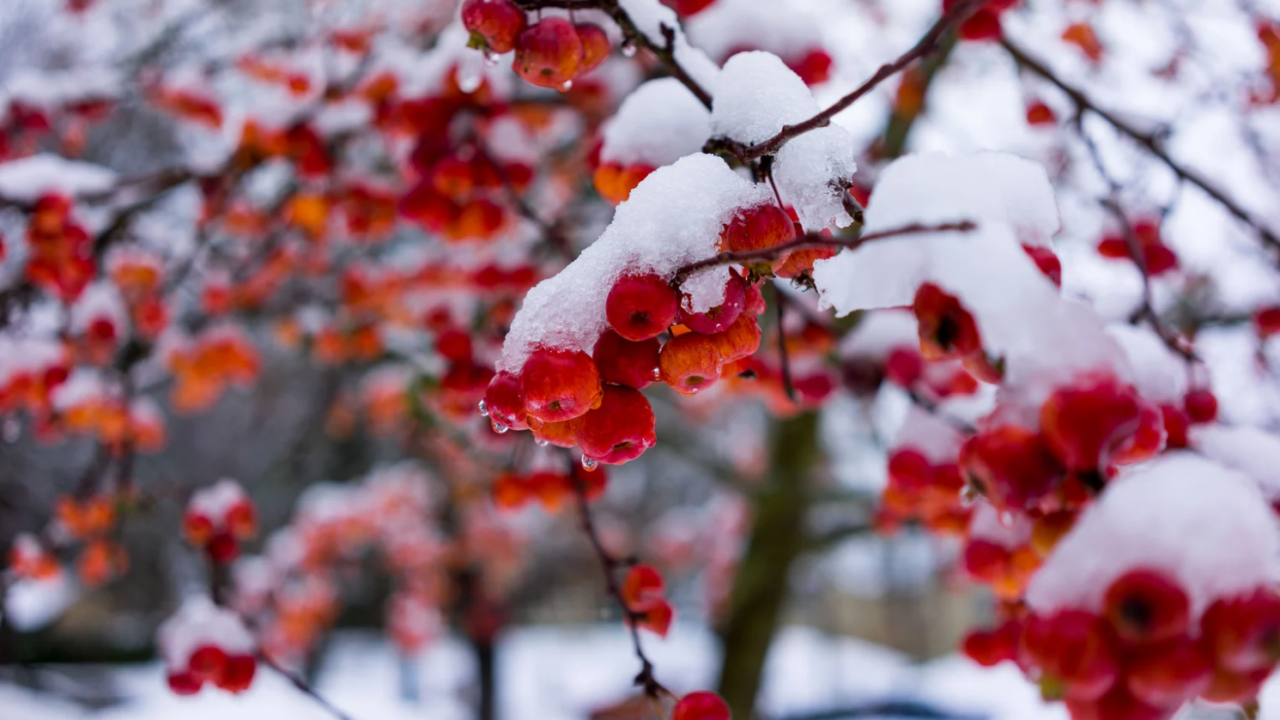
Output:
[
  {"xmin": 1, "ymin": 623, "xmax": 1066, "ymax": 720},
  {"xmin": 7, "ymin": 621, "xmax": 1274, "ymax": 720}
]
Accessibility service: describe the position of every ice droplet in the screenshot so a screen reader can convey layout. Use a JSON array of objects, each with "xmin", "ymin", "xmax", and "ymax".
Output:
[
  {"xmin": 483, "ymin": 51, "xmax": 500, "ymax": 67},
  {"xmin": 457, "ymin": 55, "xmax": 485, "ymax": 94},
  {"xmin": 581, "ymin": 455, "xmax": 599, "ymax": 471},
  {"xmin": 621, "ymin": 40, "xmax": 638, "ymax": 58},
  {"xmin": 651, "ymin": 367, "xmax": 661, "ymax": 380},
  {"xmin": 560, "ymin": 80, "xmax": 573, "ymax": 92},
  {"xmin": 535, "ymin": 438, "xmax": 549, "ymax": 447},
  {"xmin": 478, "ymin": 400, "xmax": 489, "ymax": 417},
  {"xmin": 491, "ymin": 420, "xmax": 509, "ymax": 434}
]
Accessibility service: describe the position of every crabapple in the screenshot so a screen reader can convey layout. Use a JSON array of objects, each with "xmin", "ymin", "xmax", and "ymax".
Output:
[
  {"xmin": 1124, "ymin": 637, "xmax": 1213, "ymax": 707},
  {"xmin": 710, "ymin": 313, "xmax": 762, "ymax": 364},
  {"xmin": 718, "ymin": 204, "xmax": 796, "ymax": 261},
  {"xmin": 1103, "ymin": 569, "xmax": 1190, "ymax": 645},
  {"xmin": 520, "ymin": 347, "xmax": 603, "ymax": 423},
  {"xmin": 912, "ymin": 283, "xmax": 983, "ymax": 361},
  {"xmin": 168, "ymin": 671, "xmax": 202, "ymax": 696},
  {"xmin": 962, "ymin": 619, "xmax": 1022, "ymax": 667},
  {"xmin": 1039, "ymin": 374, "xmax": 1148, "ymax": 472},
  {"xmin": 1020, "ymin": 610, "xmax": 1120, "ymax": 702},
  {"xmin": 672, "ymin": 692, "xmax": 731, "ymax": 720},
  {"xmin": 659, "ymin": 332, "xmax": 724, "ymax": 395},
  {"xmin": 1201, "ymin": 589, "xmax": 1280, "ymax": 673},
  {"xmin": 593, "ymin": 162, "xmax": 656, "ymax": 205},
  {"xmin": 592, "ymin": 330, "xmax": 660, "ymax": 389},
  {"xmin": 661, "ymin": 0, "xmax": 716, "ymax": 16},
  {"xmin": 1022, "ymin": 244, "xmax": 1062, "ymax": 286},
  {"xmin": 529, "ymin": 418, "xmax": 579, "ymax": 448},
  {"xmin": 514, "ymin": 18, "xmax": 583, "ymax": 89},
  {"xmin": 575, "ymin": 23, "xmax": 611, "ymax": 74},
  {"xmin": 607, "ymin": 273, "xmax": 679, "ymax": 341},
  {"xmin": 483, "ymin": 371, "xmax": 529, "ymax": 431},
  {"xmin": 959, "ymin": 425, "xmax": 1063, "ymax": 510},
  {"xmin": 572, "ymin": 385, "xmax": 656, "ymax": 465},
  {"xmin": 1183, "ymin": 388, "xmax": 1218, "ymax": 423},
  {"xmin": 678, "ymin": 273, "xmax": 746, "ymax": 335}
]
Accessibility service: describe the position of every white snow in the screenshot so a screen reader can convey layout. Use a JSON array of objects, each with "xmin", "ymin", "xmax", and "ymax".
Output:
[
  {"xmin": 710, "ymin": 52, "xmax": 818, "ymax": 145},
  {"xmin": 598, "ymin": 79, "xmax": 712, "ymax": 168},
  {"xmin": 498, "ymin": 153, "xmax": 770, "ymax": 372},
  {"xmin": 0, "ymin": 154, "xmax": 118, "ymax": 202},
  {"xmin": 773, "ymin": 125, "xmax": 859, "ymax": 232},
  {"xmin": 1192, "ymin": 424, "xmax": 1280, "ymax": 500},
  {"xmin": 187, "ymin": 478, "xmax": 249, "ymax": 521},
  {"xmin": 685, "ymin": 0, "xmax": 825, "ymax": 64},
  {"xmin": 1026, "ymin": 453, "xmax": 1280, "ymax": 619},
  {"xmin": 156, "ymin": 596, "xmax": 255, "ymax": 670}
]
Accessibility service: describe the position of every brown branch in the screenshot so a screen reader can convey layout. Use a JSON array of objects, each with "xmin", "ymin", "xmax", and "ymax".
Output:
[
  {"xmin": 773, "ymin": 287, "xmax": 797, "ymax": 403},
  {"xmin": 1002, "ymin": 36, "xmax": 1280, "ymax": 262},
  {"xmin": 714, "ymin": 0, "xmax": 987, "ymax": 161},
  {"xmin": 258, "ymin": 654, "xmax": 358, "ymax": 720},
  {"xmin": 569, "ymin": 473, "xmax": 670, "ymax": 700},
  {"xmin": 671, "ymin": 220, "xmax": 977, "ymax": 287}
]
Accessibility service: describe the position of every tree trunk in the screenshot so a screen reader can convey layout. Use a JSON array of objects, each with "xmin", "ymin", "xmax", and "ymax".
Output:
[{"xmin": 716, "ymin": 412, "xmax": 819, "ymax": 720}]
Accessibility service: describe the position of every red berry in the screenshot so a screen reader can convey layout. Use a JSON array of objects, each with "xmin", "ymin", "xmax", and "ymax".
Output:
[
  {"xmin": 1159, "ymin": 404, "xmax": 1188, "ymax": 449},
  {"xmin": 959, "ymin": 426, "xmax": 1063, "ymax": 510},
  {"xmin": 961, "ymin": 539, "xmax": 1010, "ymax": 582},
  {"xmin": 1124, "ymin": 637, "xmax": 1213, "ymax": 708},
  {"xmin": 521, "ymin": 348, "xmax": 603, "ymax": 423},
  {"xmin": 962, "ymin": 619, "xmax": 1022, "ymax": 667},
  {"xmin": 887, "ymin": 448, "xmax": 933, "ymax": 492},
  {"xmin": 659, "ymin": 332, "xmax": 723, "ymax": 395},
  {"xmin": 709, "ymin": 314, "xmax": 762, "ymax": 364},
  {"xmin": 718, "ymin": 204, "xmax": 796, "ymax": 262},
  {"xmin": 462, "ymin": 0, "xmax": 528, "ymax": 54},
  {"xmin": 1201, "ymin": 589, "xmax": 1280, "ymax": 673},
  {"xmin": 1103, "ymin": 569, "xmax": 1190, "ymax": 645},
  {"xmin": 607, "ymin": 273, "xmax": 679, "ymax": 341},
  {"xmin": 572, "ymin": 385, "xmax": 656, "ymax": 465},
  {"xmin": 678, "ymin": 274, "xmax": 746, "ymax": 335},
  {"xmin": 912, "ymin": 283, "xmax": 983, "ymax": 361},
  {"xmin": 672, "ymin": 691, "xmax": 731, "ymax": 720},
  {"xmin": 1183, "ymin": 388, "xmax": 1218, "ymax": 424},
  {"xmin": 592, "ymin": 330, "xmax": 660, "ymax": 389},
  {"xmin": 207, "ymin": 532, "xmax": 239, "ymax": 565},
  {"xmin": 513, "ymin": 18, "xmax": 583, "ymax": 89},
  {"xmin": 1021, "ymin": 243, "xmax": 1062, "ymax": 286},
  {"xmin": 189, "ymin": 645, "xmax": 229, "ymax": 683},
  {"xmin": 483, "ymin": 371, "xmax": 529, "ymax": 431},
  {"xmin": 1255, "ymin": 306, "xmax": 1280, "ymax": 338},
  {"xmin": 1020, "ymin": 610, "xmax": 1120, "ymax": 702},
  {"xmin": 218, "ymin": 654, "xmax": 256, "ymax": 694},
  {"xmin": 575, "ymin": 23, "xmax": 610, "ymax": 74},
  {"xmin": 168, "ymin": 671, "xmax": 203, "ymax": 696},
  {"xmin": 1039, "ymin": 374, "xmax": 1146, "ymax": 472},
  {"xmin": 884, "ymin": 347, "xmax": 924, "ymax": 387},
  {"xmin": 660, "ymin": 0, "xmax": 717, "ymax": 17}
]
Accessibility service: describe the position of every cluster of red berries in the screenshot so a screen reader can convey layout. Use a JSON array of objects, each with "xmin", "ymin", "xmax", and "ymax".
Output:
[
  {"xmin": 965, "ymin": 571, "xmax": 1280, "ymax": 719},
  {"xmin": 492, "ymin": 463, "xmax": 607, "ymax": 512},
  {"xmin": 483, "ymin": 202, "xmax": 809, "ymax": 466},
  {"xmin": 463, "ymin": 0, "xmax": 610, "ymax": 90},
  {"xmin": 880, "ymin": 447, "xmax": 970, "ymax": 536},
  {"xmin": 161, "ymin": 598, "xmax": 258, "ymax": 696},
  {"xmin": 621, "ymin": 564, "xmax": 675, "ymax": 637},
  {"xmin": 184, "ymin": 479, "xmax": 258, "ymax": 565},
  {"xmin": 1097, "ymin": 219, "xmax": 1179, "ymax": 277},
  {"xmin": 25, "ymin": 193, "xmax": 95, "ymax": 302},
  {"xmin": 400, "ymin": 145, "xmax": 525, "ymax": 243}
]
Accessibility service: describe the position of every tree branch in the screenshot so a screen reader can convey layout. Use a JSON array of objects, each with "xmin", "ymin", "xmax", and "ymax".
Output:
[
  {"xmin": 569, "ymin": 473, "xmax": 670, "ymax": 700},
  {"xmin": 713, "ymin": 0, "xmax": 987, "ymax": 161},
  {"xmin": 670, "ymin": 220, "xmax": 977, "ymax": 287},
  {"xmin": 1002, "ymin": 36, "xmax": 1280, "ymax": 263}
]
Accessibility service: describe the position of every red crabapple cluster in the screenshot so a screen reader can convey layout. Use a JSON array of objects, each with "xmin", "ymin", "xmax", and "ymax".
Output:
[
  {"xmin": 621, "ymin": 564, "xmax": 676, "ymax": 637},
  {"xmin": 159, "ymin": 596, "xmax": 257, "ymax": 696},
  {"xmin": 462, "ymin": 0, "xmax": 610, "ymax": 91},
  {"xmin": 183, "ymin": 479, "xmax": 258, "ymax": 565},
  {"xmin": 480, "ymin": 199, "xmax": 808, "ymax": 469}
]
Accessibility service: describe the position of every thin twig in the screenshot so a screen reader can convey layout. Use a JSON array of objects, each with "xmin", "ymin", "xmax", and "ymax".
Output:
[
  {"xmin": 258, "ymin": 654, "xmax": 358, "ymax": 720},
  {"xmin": 1002, "ymin": 36, "xmax": 1280, "ymax": 262},
  {"xmin": 671, "ymin": 220, "xmax": 977, "ymax": 287},
  {"xmin": 569, "ymin": 474, "xmax": 670, "ymax": 700},
  {"xmin": 712, "ymin": 0, "xmax": 987, "ymax": 161}
]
